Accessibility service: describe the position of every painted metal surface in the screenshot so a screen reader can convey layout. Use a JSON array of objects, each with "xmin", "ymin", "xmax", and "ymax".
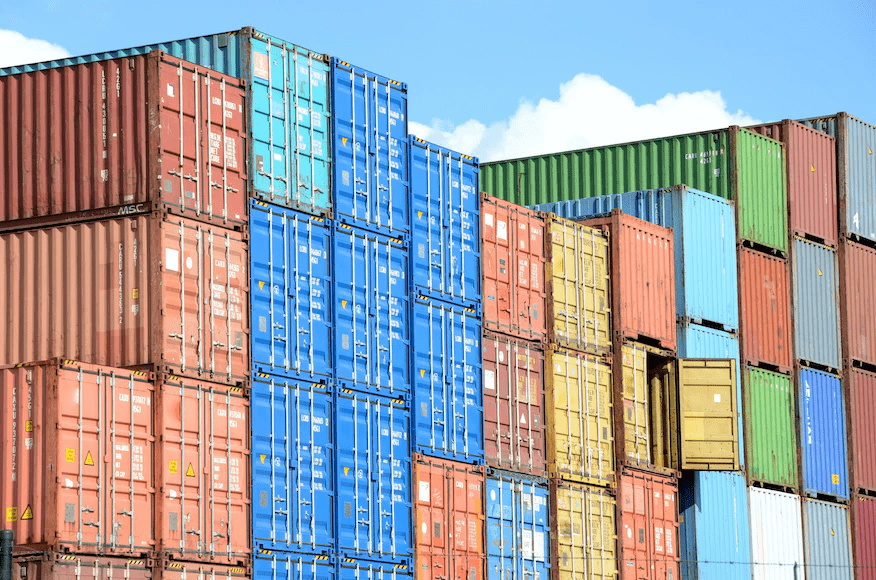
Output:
[
  {"xmin": 153, "ymin": 560, "xmax": 249, "ymax": 580},
  {"xmin": 0, "ymin": 214, "xmax": 250, "ymax": 385},
  {"xmin": 743, "ymin": 367, "xmax": 797, "ymax": 489},
  {"xmin": 331, "ymin": 58, "xmax": 409, "ymax": 234},
  {"xmin": 618, "ymin": 345, "xmax": 650, "ymax": 466},
  {"xmin": 617, "ymin": 469, "xmax": 679, "ymax": 580},
  {"xmin": 843, "ymin": 241, "xmax": 876, "ymax": 366},
  {"xmin": 849, "ymin": 368, "xmax": 876, "ymax": 493},
  {"xmin": 679, "ymin": 471, "xmax": 751, "ymax": 580},
  {"xmin": 550, "ymin": 480, "xmax": 616, "ymax": 580},
  {"xmin": 482, "ymin": 332, "xmax": 546, "ymax": 477},
  {"xmin": 250, "ymin": 201, "xmax": 332, "ymax": 380},
  {"xmin": 678, "ymin": 359, "xmax": 739, "ymax": 471},
  {"xmin": 544, "ymin": 216, "xmax": 611, "ymax": 354},
  {"xmin": 738, "ymin": 248, "xmax": 793, "ymax": 373},
  {"xmin": 250, "ymin": 375, "xmax": 333, "ymax": 553},
  {"xmin": 411, "ymin": 296, "xmax": 483, "ymax": 463},
  {"xmin": 485, "ymin": 470, "xmax": 551, "ymax": 580},
  {"xmin": 0, "ymin": 52, "xmax": 247, "ymax": 230},
  {"xmin": 481, "ymin": 194, "xmax": 547, "ymax": 342},
  {"xmin": 333, "ymin": 224, "xmax": 410, "ymax": 397},
  {"xmin": 792, "ymin": 239, "xmax": 841, "ymax": 370},
  {"xmin": 12, "ymin": 553, "xmax": 152, "ymax": 580},
  {"xmin": 749, "ymin": 488, "xmax": 805, "ymax": 580},
  {"xmin": 335, "ymin": 389, "xmax": 412, "ymax": 564},
  {"xmin": 852, "ymin": 495, "xmax": 876, "ymax": 580},
  {"xmin": 544, "ymin": 348, "xmax": 613, "ymax": 487},
  {"xmin": 338, "ymin": 559, "xmax": 413, "ymax": 580},
  {"xmin": 799, "ymin": 368, "xmax": 849, "ymax": 500},
  {"xmin": 0, "ymin": 361, "xmax": 154, "ymax": 555},
  {"xmin": 803, "ymin": 499, "xmax": 853, "ymax": 580},
  {"xmin": 409, "ymin": 137, "xmax": 480, "ymax": 307},
  {"xmin": 253, "ymin": 553, "xmax": 335, "ymax": 580}
]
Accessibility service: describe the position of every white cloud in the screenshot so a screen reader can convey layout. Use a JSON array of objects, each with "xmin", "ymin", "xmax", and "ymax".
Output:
[
  {"xmin": 0, "ymin": 30, "xmax": 70, "ymax": 69},
  {"xmin": 411, "ymin": 73, "xmax": 761, "ymax": 162}
]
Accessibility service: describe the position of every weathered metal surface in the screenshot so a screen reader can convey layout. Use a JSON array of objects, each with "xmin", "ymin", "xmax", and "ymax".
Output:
[
  {"xmin": 749, "ymin": 487, "xmax": 805, "ymax": 580},
  {"xmin": 550, "ymin": 480, "xmax": 616, "ymax": 580},
  {"xmin": 792, "ymin": 238, "xmax": 841, "ymax": 370},
  {"xmin": 738, "ymin": 248, "xmax": 793, "ymax": 373}
]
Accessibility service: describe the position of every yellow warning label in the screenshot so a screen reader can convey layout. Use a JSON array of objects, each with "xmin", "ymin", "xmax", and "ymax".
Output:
[
  {"xmin": 132, "ymin": 288, "xmax": 139, "ymax": 299},
  {"xmin": 832, "ymin": 474, "xmax": 840, "ymax": 485},
  {"xmin": 341, "ymin": 300, "xmax": 348, "ymax": 309},
  {"xmin": 419, "ymin": 369, "xmax": 426, "ymax": 378},
  {"xmin": 831, "ymin": 527, "xmax": 835, "ymax": 536},
  {"xmin": 258, "ymin": 280, "xmax": 265, "ymax": 291},
  {"xmin": 417, "ymin": 211, "xmax": 423, "ymax": 220},
  {"xmin": 343, "ymin": 467, "xmax": 350, "ymax": 476},
  {"xmin": 818, "ymin": 268, "xmax": 823, "ymax": 276},
  {"xmin": 169, "ymin": 460, "xmax": 178, "ymax": 474},
  {"xmin": 260, "ymin": 454, "xmax": 267, "ymax": 464},
  {"xmin": 869, "ymin": 148, "xmax": 873, "ymax": 155},
  {"xmin": 186, "ymin": 463, "xmax": 196, "ymax": 477},
  {"xmin": 25, "ymin": 420, "xmax": 33, "ymax": 432},
  {"xmin": 6, "ymin": 507, "xmax": 17, "ymax": 522},
  {"xmin": 810, "ymin": 165, "xmax": 815, "ymax": 172},
  {"xmin": 65, "ymin": 448, "xmax": 75, "ymax": 463},
  {"xmin": 84, "ymin": 451, "xmax": 94, "ymax": 466},
  {"xmin": 341, "ymin": 137, "xmax": 349, "ymax": 147},
  {"xmin": 21, "ymin": 505, "xmax": 32, "ymax": 520}
]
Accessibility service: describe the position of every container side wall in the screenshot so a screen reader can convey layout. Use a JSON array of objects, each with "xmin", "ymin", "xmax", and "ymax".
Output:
[
  {"xmin": 253, "ymin": 553, "xmax": 336, "ymax": 580},
  {"xmin": 799, "ymin": 368, "xmax": 849, "ymax": 499},
  {"xmin": 803, "ymin": 500, "xmax": 853, "ymax": 580},
  {"xmin": 743, "ymin": 367, "xmax": 797, "ymax": 488},
  {"xmin": 738, "ymin": 248, "xmax": 793, "ymax": 372},
  {"xmin": 844, "ymin": 116, "xmax": 876, "ymax": 243},
  {"xmin": 337, "ymin": 559, "xmax": 413, "ymax": 580},
  {"xmin": 849, "ymin": 368, "xmax": 876, "ymax": 492},
  {"xmin": 13, "ymin": 554, "xmax": 154, "ymax": 580},
  {"xmin": 852, "ymin": 496, "xmax": 876, "ymax": 580},
  {"xmin": 485, "ymin": 473, "xmax": 550, "ymax": 580},
  {"xmin": 792, "ymin": 239, "xmax": 841, "ymax": 369},
  {"xmin": 618, "ymin": 470, "xmax": 679, "ymax": 580},
  {"xmin": 749, "ymin": 488, "xmax": 805, "ymax": 580},
  {"xmin": 551, "ymin": 481, "xmax": 616, "ymax": 580},
  {"xmin": 154, "ymin": 561, "xmax": 250, "ymax": 580},
  {"xmin": 619, "ymin": 345, "xmax": 650, "ymax": 466},
  {"xmin": 736, "ymin": 129, "xmax": 789, "ymax": 252},
  {"xmin": 844, "ymin": 242, "xmax": 876, "ymax": 366}
]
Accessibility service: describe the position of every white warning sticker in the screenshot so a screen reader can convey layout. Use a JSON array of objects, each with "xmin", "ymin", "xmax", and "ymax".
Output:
[
  {"xmin": 419, "ymin": 480, "xmax": 430, "ymax": 502},
  {"xmin": 713, "ymin": 393, "xmax": 721, "ymax": 403},
  {"xmin": 485, "ymin": 370, "xmax": 496, "ymax": 392},
  {"xmin": 165, "ymin": 248, "xmax": 180, "ymax": 272},
  {"xmin": 497, "ymin": 220, "xmax": 507, "ymax": 241}
]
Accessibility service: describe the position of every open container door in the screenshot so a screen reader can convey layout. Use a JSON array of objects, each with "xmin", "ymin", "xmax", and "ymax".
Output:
[{"xmin": 677, "ymin": 359, "xmax": 739, "ymax": 470}]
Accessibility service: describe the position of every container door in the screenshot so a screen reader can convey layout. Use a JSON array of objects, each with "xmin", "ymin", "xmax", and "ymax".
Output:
[{"xmin": 677, "ymin": 359, "xmax": 739, "ymax": 470}]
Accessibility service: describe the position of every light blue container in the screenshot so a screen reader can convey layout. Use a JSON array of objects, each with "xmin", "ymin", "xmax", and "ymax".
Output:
[
  {"xmin": 254, "ymin": 552, "xmax": 336, "ymax": 580},
  {"xmin": 799, "ymin": 368, "xmax": 849, "ymax": 500},
  {"xmin": 803, "ymin": 499, "xmax": 853, "ymax": 580},
  {"xmin": 792, "ymin": 238, "xmax": 841, "ymax": 370}
]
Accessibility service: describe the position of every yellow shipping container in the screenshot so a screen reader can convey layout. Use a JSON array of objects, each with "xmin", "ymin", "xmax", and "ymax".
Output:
[
  {"xmin": 551, "ymin": 480, "xmax": 616, "ymax": 580},
  {"xmin": 620, "ymin": 344, "xmax": 650, "ymax": 464}
]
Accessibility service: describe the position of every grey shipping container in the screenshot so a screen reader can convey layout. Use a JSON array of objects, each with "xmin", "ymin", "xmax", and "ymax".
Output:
[{"xmin": 792, "ymin": 238, "xmax": 841, "ymax": 371}]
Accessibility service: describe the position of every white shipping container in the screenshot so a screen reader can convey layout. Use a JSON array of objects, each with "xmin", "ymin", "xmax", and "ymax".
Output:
[{"xmin": 749, "ymin": 487, "xmax": 805, "ymax": 580}]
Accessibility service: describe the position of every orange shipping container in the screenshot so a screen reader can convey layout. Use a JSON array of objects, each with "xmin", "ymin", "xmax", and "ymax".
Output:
[
  {"xmin": 13, "ymin": 553, "xmax": 152, "ymax": 580},
  {"xmin": 617, "ymin": 469, "xmax": 679, "ymax": 580},
  {"xmin": 0, "ymin": 213, "xmax": 249, "ymax": 385},
  {"xmin": 738, "ymin": 248, "xmax": 793, "ymax": 373},
  {"xmin": 152, "ymin": 558, "xmax": 250, "ymax": 580}
]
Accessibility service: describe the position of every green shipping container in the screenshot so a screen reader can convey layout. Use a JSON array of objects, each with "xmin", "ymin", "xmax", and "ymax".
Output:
[
  {"xmin": 744, "ymin": 366, "xmax": 798, "ymax": 489},
  {"xmin": 481, "ymin": 127, "xmax": 788, "ymax": 252}
]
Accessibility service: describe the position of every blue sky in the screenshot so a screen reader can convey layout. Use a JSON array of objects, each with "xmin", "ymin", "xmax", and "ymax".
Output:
[{"xmin": 2, "ymin": 0, "xmax": 874, "ymax": 161}]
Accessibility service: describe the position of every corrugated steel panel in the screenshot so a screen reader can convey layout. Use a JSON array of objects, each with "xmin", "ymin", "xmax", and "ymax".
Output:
[
  {"xmin": 617, "ymin": 469, "xmax": 679, "ymax": 580},
  {"xmin": 254, "ymin": 553, "xmax": 335, "ymax": 580},
  {"xmin": 619, "ymin": 345, "xmax": 650, "ymax": 466},
  {"xmin": 792, "ymin": 239, "xmax": 841, "ymax": 370},
  {"xmin": 153, "ymin": 561, "xmax": 249, "ymax": 580},
  {"xmin": 333, "ymin": 224, "xmax": 410, "ymax": 397},
  {"xmin": 803, "ymin": 499, "xmax": 853, "ymax": 580},
  {"xmin": 799, "ymin": 368, "xmax": 849, "ymax": 500},
  {"xmin": 335, "ymin": 390, "xmax": 412, "ymax": 564},
  {"xmin": 250, "ymin": 375, "xmax": 333, "ymax": 553},
  {"xmin": 852, "ymin": 495, "xmax": 876, "ymax": 580},
  {"xmin": 409, "ymin": 137, "xmax": 480, "ymax": 307},
  {"xmin": 739, "ymin": 248, "xmax": 793, "ymax": 373},
  {"xmin": 843, "ymin": 241, "xmax": 876, "ymax": 366},
  {"xmin": 849, "ymin": 368, "xmax": 876, "ymax": 493},
  {"xmin": 749, "ymin": 488, "xmax": 805, "ymax": 580},
  {"xmin": 737, "ymin": 129, "xmax": 789, "ymax": 252},
  {"xmin": 338, "ymin": 559, "xmax": 413, "ymax": 580},
  {"xmin": 250, "ymin": 201, "xmax": 332, "ymax": 380},
  {"xmin": 743, "ymin": 367, "xmax": 797, "ymax": 489},
  {"xmin": 550, "ymin": 481, "xmax": 616, "ymax": 580},
  {"xmin": 411, "ymin": 296, "xmax": 483, "ymax": 463},
  {"xmin": 13, "ymin": 553, "xmax": 152, "ymax": 580},
  {"xmin": 678, "ymin": 359, "xmax": 739, "ymax": 471},
  {"xmin": 331, "ymin": 58, "xmax": 409, "ymax": 234},
  {"xmin": 679, "ymin": 471, "xmax": 752, "ymax": 580}
]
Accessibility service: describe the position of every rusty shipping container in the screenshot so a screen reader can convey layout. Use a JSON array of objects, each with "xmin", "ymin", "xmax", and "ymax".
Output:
[
  {"xmin": 0, "ymin": 52, "xmax": 247, "ymax": 231},
  {"xmin": 413, "ymin": 455, "xmax": 485, "ymax": 580},
  {"xmin": 852, "ymin": 495, "xmax": 876, "ymax": 580},
  {"xmin": 843, "ymin": 240, "xmax": 876, "ymax": 367},
  {"xmin": 0, "ymin": 360, "xmax": 154, "ymax": 556},
  {"xmin": 848, "ymin": 367, "xmax": 876, "ymax": 493},
  {"xmin": 580, "ymin": 210, "xmax": 675, "ymax": 351},
  {"xmin": 550, "ymin": 480, "xmax": 616, "ymax": 580},
  {"xmin": 12, "ymin": 553, "xmax": 152, "ymax": 580},
  {"xmin": 481, "ymin": 194, "xmax": 547, "ymax": 342},
  {"xmin": 0, "ymin": 213, "xmax": 249, "ymax": 384},
  {"xmin": 617, "ymin": 469, "xmax": 679, "ymax": 580},
  {"xmin": 482, "ymin": 331, "xmax": 547, "ymax": 477},
  {"xmin": 739, "ymin": 247, "xmax": 793, "ymax": 373}
]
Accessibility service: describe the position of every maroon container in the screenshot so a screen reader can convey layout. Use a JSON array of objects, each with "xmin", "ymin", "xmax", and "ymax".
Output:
[
  {"xmin": 13, "ymin": 553, "xmax": 152, "ymax": 580},
  {"xmin": 843, "ymin": 241, "xmax": 876, "ymax": 367},
  {"xmin": 739, "ymin": 248, "xmax": 793, "ymax": 373},
  {"xmin": 849, "ymin": 367, "xmax": 876, "ymax": 493},
  {"xmin": 852, "ymin": 495, "xmax": 876, "ymax": 580}
]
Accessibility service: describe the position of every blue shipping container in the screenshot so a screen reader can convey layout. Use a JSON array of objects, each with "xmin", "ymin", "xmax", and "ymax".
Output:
[
  {"xmin": 335, "ymin": 389, "xmax": 413, "ymax": 564},
  {"xmin": 332, "ymin": 58, "xmax": 409, "ymax": 234},
  {"xmin": 254, "ymin": 551, "xmax": 336, "ymax": 580},
  {"xmin": 803, "ymin": 499, "xmax": 853, "ymax": 580},
  {"xmin": 251, "ymin": 374, "xmax": 334, "ymax": 553},
  {"xmin": 411, "ymin": 295, "xmax": 483, "ymax": 463},
  {"xmin": 409, "ymin": 137, "xmax": 481, "ymax": 307},
  {"xmin": 792, "ymin": 238, "xmax": 841, "ymax": 370},
  {"xmin": 532, "ymin": 185, "xmax": 738, "ymax": 330},
  {"xmin": 338, "ymin": 559, "xmax": 413, "ymax": 580},
  {"xmin": 333, "ymin": 223, "xmax": 410, "ymax": 397},
  {"xmin": 679, "ymin": 471, "xmax": 752, "ymax": 580},
  {"xmin": 486, "ymin": 471, "xmax": 551, "ymax": 580},
  {"xmin": 799, "ymin": 368, "xmax": 849, "ymax": 500},
  {"xmin": 250, "ymin": 200, "xmax": 332, "ymax": 380}
]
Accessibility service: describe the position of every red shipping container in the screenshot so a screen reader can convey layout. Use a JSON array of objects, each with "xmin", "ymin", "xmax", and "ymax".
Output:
[
  {"xmin": 617, "ymin": 469, "xmax": 679, "ymax": 580},
  {"xmin": 739, "ymin": 248, "xmax": 793, "ymax": 373},
  {"xmin": 0, "ymin": 52, "xmax": 247, "ymax": 231},
  {"xmin": 482, "ymin": 331, "xmax": 546, "ymax": 477},
  {"xmin": 853, "ymin": 495, "xmax": 876, "ymax": 580},
  {"xmin": 580, "ymin": 210, "xmax": 676, "ymax": 351},
  {"xmin": 0, "ymin": 360, "xmax": 154, "ymax": 556},
  {"xmin": 748, "ymin": 120, "xmax": 838, "ymax": 247},
  {"xmin": 413, "ymin": 455, "xmax": 485, "ymax": 580},
  {"xmin": 13, "ymin": 553, "xmax": 152, "ymax": 580},
  {"xmin": 154, "ymin": 375, "xmax": 250, "ymax": 565},
  {"xmin": 849, "ymin": 367, "xmax": 876, "ymax": 493},
  {"xmin": 153, "ymin": 558, "xmax": 250, "ymax": 580},
  {"xmin": 844, "ymin": 241, "xmax": 876, "ymax": 367},
  {"xmin": 481, "ymin": 193, "xmax": 547, "ymax": 342},
  {"xmin": 0, "ymin": 213, "xmax": 249, "ymax": 385}
]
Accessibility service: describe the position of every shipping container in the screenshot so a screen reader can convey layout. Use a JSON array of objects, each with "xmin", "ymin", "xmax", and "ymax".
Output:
[
  {"xmin": 338, "ymin": 559, "xmax": 412, "ymax": 580},
  {"xmin": 250, "ymin": 375, "xmax": 333, "ymax": 553},
  {"xmin": 482, "ymin": 127, "xmax": 788, "ymax": 252},
  {"xmin": 544, "ymin": 348, "xmax": 613, "ymax": 487},
  {"xmin": 749, "ymin": 488, "xmax": 805, "ymax": 580},
  {"xmin": 544, "ymin": 215, "xmax": 610, "ymax": 354},
  {"xmin": 153, "ymin": 559, "xmax": 250, "ymax": 580},
  {"xmin": 799, "ymin": 368, "xmax": 849, "ymax": 500},
  {"xmin": 679, "ymin": 471, "xmax": 752, "ymax": 580},
  {"xmin": 738, "ymin": 248, "xmax": 793, "ymax": 373},
  {"xmin": 802, "ymin": 499, "xmax": 853, "ymax": 580},
  {"xmin": 0, "ymin": 361, "xmax": 154, "ymax": 556},
  {"xmin": 0, "ymin": 52, "xmax": 247, "ymax": 231},
  {"xmin": 534, "ymin": 185, "xmax": 739, "ymax": 331},
  {"xmin": 485, "ymin": 470, "xmax": 551, "ymax": 580},
  {"xmin": 413, "ymin": 456, "xmax": 485, "ymax": 580},
  {"xmin": 843, "ymin": 241, "xmax": 876, "ymax": 367},
  {"xmin": 411, "ymin": 296, "xmax": 483, "ymax": 463},
  {"xmin": 617, "ymin": 468, "xmax": 679, "ymax": 580},
  {"xmin": 0, "ymin": 213, "xmax": 249, "ymax": 384},
  {"xmin": 743, "ymin": 367, "xmax": 797, "ymax": 489},
  {"xmin": 12, "ymin": 553, "xmax": 152, "ymax": 580},
  {"xmin": 153, "ymin": 374, "xmax": 250, "ymax": 564},
  {"xmin": 332, "ymin": 58, "xmax": 409, "ymax": 234},
  {"xmin": 550, "ymin": 480, "xmax": 616, "ymax": 580},
  {"xmin": 333, "ymin": 224, "xmax": 410, "ymax": 397},
  {"xmin": 250, "ymin": 201, "xmax": 332, "ymax": 380},
  {"xmin": 335, "ymin": 389, "xmax": 412, "ymax": 564},
  {"xmin": 849, "ymin": 367, "xmax": 876, "ymax": 493},
  {"xmin": 254, "ymin": 553, "xmax": 335, "ymax": 580},
  {"xmin": 481, "ymin": 194, "xmax": 547, "ymax": 342},
  {"xmin": 580, "ymin": 210, "xmax": 676, "ymax": 351},
  {"xmin": 792, "ymin": 238, "xmax": 841, "ymax": 370},
  {"xmin": 852, "ymin": 495, "xmax": 876, "ymax": 580},
  {"xmin": 482, "ymin": 332, "xmax": 547, "ymax": 477},
  {"xmin": 748, "ymin": 120, "xmax": 838, "ymax": 246},
  {"xmin": 409, "ymin": 137, "xmax": 480, "ymax": 307}
]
